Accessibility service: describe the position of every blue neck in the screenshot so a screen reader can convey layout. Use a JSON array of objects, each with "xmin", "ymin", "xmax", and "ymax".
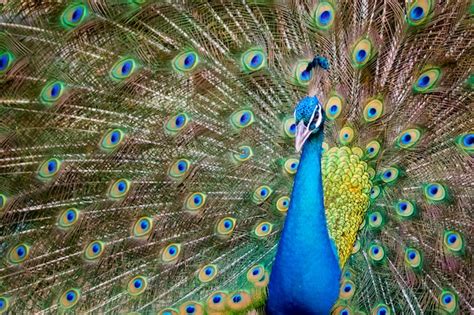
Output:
[{"xmin": 267, "ymin": 133, "xmax": 341, "ymax": 314}]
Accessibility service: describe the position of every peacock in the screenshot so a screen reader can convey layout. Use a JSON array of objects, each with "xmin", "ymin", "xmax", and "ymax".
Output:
[{"xmin": 0, "ymin": 0, "xmax": 472, "ymax": 314}]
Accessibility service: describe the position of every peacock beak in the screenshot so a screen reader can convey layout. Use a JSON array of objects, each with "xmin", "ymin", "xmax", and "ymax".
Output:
[
  {"xmin": 295, "ymin": 120, "xmax": 313, "ymax": 153},
  {"xmin": 295, "ymin": 104, "xmax": 323, "ymax": 153}
]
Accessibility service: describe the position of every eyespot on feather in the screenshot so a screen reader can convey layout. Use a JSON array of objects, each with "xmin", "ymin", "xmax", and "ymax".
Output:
[
  {"xmin": 0, "ymin": 194, "xmax": 8, "ymax": 210},
  {"xmin": 127, "ymin": 275, "xmax": 147, "ymax": 296},
  {"xmin": 254, "ymin": 221, "xmax": 273, "ymax": 237},
  {"xmin": 184, "ymin": 192, "xmax": 206, "ymax": 211},
  {"xmin": 38, "ymin": 158, "xmax": 62, "ymax": 180},
  {"xmin": 132, "ymin": 216, "xmax": 153, "ymax": 238},
  {"xmin": 232, "ymin": 145, "xmax": 254, "ymax": 163},
  {"xmin": 363, "ymin": 99, "xmax": 383, "ymax": 122},
  {"xmin": 380, "ymin": 166, "xmax": 400, "ymax": 184},
  {"xmin": 406, "ymin": 0, "xmax": 434, "ymax": 26},
  {"xmin": 207, "ymin": 291, "xmax": 228, "ymax": 311},
  {"xmin": 216, "ymin": 217, "xmax": 236, "ymax": 237},
  {"xmin": 371, "ymin": 303, "xmax": 391, "ymax": 315},
  {"xmin": 59, "ymin": 288, "xmax": 81, "ymax": 309},
  {"xmin": 40, "ymin": 81, "xmax": 65, "ymax": 106},
  {"xmin": 230, "ymin": 109, "xmax": 254, "ymax": 129},
  {"xmin": 313, "ymin": 2, "xmax": 336, "ymax": 30},
  {"xmin": 423, "ymin": 182, "xmax": 447, "ymax": 202},
  {"xmin": 339, "ymin": 126, "xmax": 355, "ymax": 145},
  {"xmin": 58, "ymin": 208, "xmax": 80, "ymax": 229},
  {"xmin": 325, "ymin": 94, "xmax": 343, "ymax": 120},
  {"xmin": 168, "ymin": 159, "xmax": 191, "ymax": 179},
  {"xmin": 283, "ymin": 158, "xmax": 299, "ymax": 175},
  {"xmin": 162, "ymin": 243, "xmax": 181, "ymax": 263},
  {"xmin": 394, "ymin": 200, "xmax": 417, "ymax": 219},
  {"xmin": 396, "ymin": 128, "xmax": 422, "ymax": 148},
  {"xmin": 0, "ymin": 296, "xmax": 10, "ymax": 313},
  {"xmin": 100, "ymin": 129, "xmax": 125, "ymax": 151},
  {"xmin": 443, "ymin": 230, "xmax": 464, "ymax": 254},
  {"xmin": 282, "ymin": 117, "xmax": 297, "ymax": 138},
  {"xmin": 178, "ymin": 301, "xmax": 204, "ymax": 315},
  {"xmin": 158, "ymin": 308, "xmax": 178, "ymax": 315},
  {"xmin": 293, "ymin": 60, "xmax": 312, "ymax": 86},
  {"xmin": 439, "ymin": 289, "xmax": 457, "ymax": 313},
  {"xmin": 84, "ymin": 240, "xmax": 105, "ymax": 260},
  {"xmin": 368, "ymin": 243, "xmax": 386, "ymax": 263},
  {"xmin": 110, "ymin": 57, "xmax": 138, "ymax": 80},
  {"xmin": 365, "ymin": 140, "xmax": 381, "ymax": 159},
  {"xmin": 367, "ymin": 210, "xmax": 385, "ymax": 230},
  {"xmin": 197, "ymin": 264, "xmax": 217, "ymax": 283},
  {"xmin": 455, "ymin": 132, "xmax": 474, "ymax": 155},
  {"xmin": 7, "ymin": 243, "xmax": 30, "ymax": 264},
  {"xmin": 241, "ymin": 48, "xmax": 266, "ymax": 72},
  {"xmin": 173, "ymin": 50, "xmax": 199, "ymax": 73},
  {"xmin": 404, "ymin": 247, "xmax": 423, "ymax": 269},
  {"xmin": 413, "ymin": 67, "xmax": 441, "ymax": 93},
  {"xmin": 351, "ymin": 37, "xmax": 374, "ymax": 68},
  {"xmin": 227, "ymin": 291, "xmax": 251, "ymax": 311},
  {"xmin": 252, "ymin": 185, "xmax": 272, "ymax": 204},
  {"xmin": 107, "ymin": 179, "xmax": 131, "ymax": 199},
  {"xmin": 339, "ymin": 279, "xmax": 355, "ymax": 299},
  {"xmin": 165, "ymin": 113, "xmax": 190, "ymax": 134},
  {"xmin": 275, "ymin": 195, "xmax": 290, "ymax": 213},
  {"xmin": 61, "ymin": 3, "xmax": 88, "ymax": 29},
  {"xmin": 0, "ymin": 51, "xmax": 14, "ymax": 74}
]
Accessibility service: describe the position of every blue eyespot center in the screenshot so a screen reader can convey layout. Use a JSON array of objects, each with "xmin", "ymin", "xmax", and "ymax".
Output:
[
  {"xmin": 429, "ymin": 186, "xmax": 438, "ymax": 195},
  {"xmin": 47, "ymin": 160, "xmax": 57, "ymax": 172},
  {"xmin": 92, "ymin": 243, "xmax": 100, "ymax": 253},
  {"xmin": 177, "ymin": 161, "xmax": 186, "ymax": 172},
  {"xmin": 232, "ymin": 294, "xmax": 242, "ymax": 303},
  {"xmin": 463, "ymin": 134, "xmax": 474, "ymax": 146},
  {"xmin": 410, "ymin": 6, "xmax": 424, "ymax": 20},
  {"xmin": 341, "ymin": 310, "xmax": 349, "ymax": 315},
  {"xmin": 300, "ymin": 70, "xmax": 311, "ymax": 81},
  {"xmin": 186, "ymin": 306, "xmax": 195, "ymax": 313},
  {"xmin": 117, "ymin": 181, "xmax": 126, "ymax": 192},
  {"xmin": 368, "ymin": 147, "xmax": 375, "ymax": 153},
  {"xmin": 282, "ymin": 201, "xmax": 288, "ymax": 206},
  {"xmin": 418, "ymin": 75, "xmax": 430, "ymax": 88},
  {"xmin": 402, "ymin": 134, "xmax": 412, "ymax": 143},
  {"xmin": 319, "ymin": 10, "xmax": 331, "ymax": 25},
  {"xmin": 408, "ymin": 251, "xmax": 416, "ymax": 260},
  {"xmin": 373, "ymin": 247, "xmax": 379, "ymax": 254},
  {"xmin": 134, "ymin": 279, "xmax": 142, "ymax": 288},
  {"xmin": 193, "ymin": 195, "xmax": 202, "ymax": 205},
  {"xmin": 252, "ymin": 268, "xmax": 260, "ymax": 276},
  {"xmin": 0, "ymin": 53, "xmax": 10, "ymax": 71},
  {"xmin": 50, "ymin": 83, "xmax": 61, "ymax": 98},
  {"xmin": 205, "ymin": 267, "xmax": 212, "ymax": 275},
  {"xmin": 400, "ymin": 203, "xmax": 408, "ymax": 211},
  {"xmin": 448, "ymin": 235, "xmax": 457, "ymax": 244},
  {"xmin": 168, "ymin": 246, "xmax": 176, "ymax": 255},
  {"xmin": 0, "ymin": 298, "xmax": 5, "ymax": 308},
  {"xmin": 344, "ymin": 285, "xmax": 351, "ymax": 292},
  {"xmin": 71, "ymin": 7, "xmax": 84, "ymax": 23},
  {"xmin": 66, "ymin": 210, "xmax": 75, "ymax": 222},
  {"xmin": 213, "ymin": 295, "xmax": 221, "ymax": 303},
  {"xmin": 261, "ymin": 224, "xmax": 268, "ymax": 232},
  {"xmin": 330, "ymin": 105, "xmax": 338, "ymax": 113},
  {"xmin": 356, "ymin": 49, "xmax": 367, "ymax": 62},
  {"xmin": 289, "ymin": 123, "xmax": 296, "ymax": 133},
  {"xmin": 66, "ymin": 291, "xmax": 75, "ymax": 301},
  {"xmin": 260, "ymin": 189, "xmax": 267, "ymax": 197},
  {"xmin": 240, "ymin": 113, "xmax": 250, "ymax": 124},
  {"xmin": 224, "ymin": 220, "xmax": 231, "ymax": 229},
  {"xmin": 17, "ymin": 246, "xmax": 25, "ymax": 257},
  {"xmin": 140, "ymin": 220, "xmax": 148, "ymax": 230},
  {"xmin": 250, "ymin": 54, "xmax": 262, "ymax": 68},
  {"xmin": 184, "ymin": 54, "xmax": 195, "ymax": 68},
  {"xmin": 121, "ymin": 61, "xmax": 132, "ymax": 75},
  {"xmin": 371, "ymin": 214, "xmax": 378, "ymax": 222},
  {"xmin": 175, "ymin": 115, "xmax": 185, "ymax": 127},
  {"xmin": 368, "ymin": 107, "xmax": 377, "ymax": 117},
  {"xmin": 384, "ymin": 171, "xmax": 392, "ymax": 178},
  {"xmin": 443, "ymin": 295, "xmax": 452, "ymax": 304},
  {"xmin": 110, "ymin": 131, "xmax": 120, "ymax": 144},
  {"xmin": 378, "ymin": 309, "xmax": 387, "ymax": 315}
]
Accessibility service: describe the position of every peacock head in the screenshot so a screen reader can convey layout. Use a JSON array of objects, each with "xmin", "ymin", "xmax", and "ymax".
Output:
[{"xmin": 294, "ymin": 96, "xmax": 325, "ymax": 152}]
